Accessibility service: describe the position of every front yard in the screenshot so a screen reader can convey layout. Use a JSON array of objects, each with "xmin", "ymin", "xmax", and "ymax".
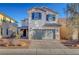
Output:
[
  {"xmin": 1, "ymin": 39, "xmax": 79, "ymax": 49},
  {"xmin": 0, "ymin": 39, "xmax": 68, "ymax": 49},
  {"xmin": 1, "ymin": 39, "xmax": 79, "ymax": 54},
  {"xmin": 0, "ymin": 39, "xmax": 30, "ymax": 48}
]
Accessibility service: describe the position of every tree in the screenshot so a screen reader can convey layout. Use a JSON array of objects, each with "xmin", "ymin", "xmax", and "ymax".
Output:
[{"xmin": 66, "ymin": 3, "xmax": 79, "ymax": 40}]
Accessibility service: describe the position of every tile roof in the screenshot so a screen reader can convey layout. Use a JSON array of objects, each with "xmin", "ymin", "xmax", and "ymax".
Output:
[
  {"xmin": 0, "ymin": 12, "xmax": 17, "ymax": 23},
  {"xmin": 28, "ymin": 7, "xmax": 58, "ymax": 14},
  {"xmin": 44, "ymin": 23, "xmax": 61, "ymax": 27},
  {"xmin": 18, "ymin": 26, "xmax": 28, "ymax": 29}
]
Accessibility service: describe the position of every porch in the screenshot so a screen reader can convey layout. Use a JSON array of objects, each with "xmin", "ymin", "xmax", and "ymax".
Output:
[{"xmin": 18, "ymin": 26, "xmax": 28, "ymax": 39}]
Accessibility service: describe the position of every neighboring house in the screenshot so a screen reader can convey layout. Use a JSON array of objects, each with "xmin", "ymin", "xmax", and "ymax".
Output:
[
  {"xmin": 18, "ymin": 18, "xmax": 28, "ymax": 39},
  {"xmin": 0, "ymin": 13, "xmax": 18, "ymax": 38},
  {"xmin": 28, "ymin": 7, "xmax": 61, "ymax": 40}
]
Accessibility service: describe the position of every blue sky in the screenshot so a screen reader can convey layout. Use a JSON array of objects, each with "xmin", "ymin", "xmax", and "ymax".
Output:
[{"xmin": 0, "ymin": 3, "xmax": 67, "ymax": 23}]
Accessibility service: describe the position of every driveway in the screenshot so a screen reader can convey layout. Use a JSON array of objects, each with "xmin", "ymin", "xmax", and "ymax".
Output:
[{"xmin": 29, "ymin": 40, "xmax": 68, "ymax": 49}]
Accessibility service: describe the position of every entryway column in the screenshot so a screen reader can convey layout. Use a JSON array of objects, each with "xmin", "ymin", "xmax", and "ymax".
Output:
[
  {"xmin": 56, "ymin": 28, "xmax": 60, "ymax": 40},
  {"xmin": 29, "ymin": 30, "xmax": 32, "ymax": 40}
]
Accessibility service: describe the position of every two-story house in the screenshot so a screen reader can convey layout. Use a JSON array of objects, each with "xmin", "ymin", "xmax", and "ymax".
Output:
[
  {"xmin": 28, "ymin": 7, "xmax": 61, "ymax": 40},
  {"xmin": 0, "ymin": 12, "xmax": 18, "ymax": 38}
]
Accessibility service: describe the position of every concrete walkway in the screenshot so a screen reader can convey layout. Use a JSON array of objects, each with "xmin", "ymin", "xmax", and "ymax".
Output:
[{"xmin": 0, "ymin": 40, "xmax": 79, "ymax": 55}]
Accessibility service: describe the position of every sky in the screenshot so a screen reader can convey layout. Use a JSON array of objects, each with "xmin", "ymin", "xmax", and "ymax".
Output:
[{"xmin": 0, "ymin": 3, "xmax": 67, "ymax": 23}]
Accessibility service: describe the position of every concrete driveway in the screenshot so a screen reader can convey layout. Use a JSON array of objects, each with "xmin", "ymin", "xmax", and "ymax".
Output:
[{"xmin": 29, "ymin": 40, "xmax": 68, "ymax": 49}]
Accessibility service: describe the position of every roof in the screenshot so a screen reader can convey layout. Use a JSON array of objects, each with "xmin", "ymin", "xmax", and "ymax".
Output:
[
  {"xmin": 28, "ymin": 7, "xmax": 58, "ymax": 14},
  {"xmin": 18, "ymin": 26, "xmax": 28, "ymax": 29},
  {"xmin": 42, "ymin": 7, "xmax": 58, "ymax": 14},
  {"xmin": 44, "ymin": 23, "xmax": 61, "ymax": 27},
  {"xmin": 11, "ymin": 23, "xmax": 18, "ymax": 27},
  {"xmin": 0, "ymin": 12, "xmax": 17, "ymax": 23},
  {"xmin": 21, "ymin": 18, "xmax": 28, "ymax": 22},
  {"xmin": 21, "ymin": 18, "xmax": 28, "ymax": 21}
]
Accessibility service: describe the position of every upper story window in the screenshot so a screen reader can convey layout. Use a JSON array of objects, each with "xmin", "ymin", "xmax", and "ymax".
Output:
[
  {"xmin": 46, "ymin": 14, "xmax": 56, "ymax": 21},
  {"xmin": 32, "ymin": 12, "xmax": 42, "ymax": 20}
]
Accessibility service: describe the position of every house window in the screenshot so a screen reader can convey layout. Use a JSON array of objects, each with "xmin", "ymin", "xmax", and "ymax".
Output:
[
  {"xmin": 32, "ymin": 12, "xmax": 42, "ymax": 20},
  {"xmin": 6, "ymin": 28, "xmax": 8, "ymax": 35},
  {"xmin": 46, "ymin": 14, "xmax": 56, "ymax": 21}
]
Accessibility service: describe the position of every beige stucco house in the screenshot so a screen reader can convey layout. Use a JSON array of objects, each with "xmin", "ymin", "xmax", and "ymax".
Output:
[
  {"xmin": 28, "ymin": 7, "xmax": 61, "ymax": 40},
  {"xmin": 0, "ymin": 13, "xmax": 18, "ymax": 38}
]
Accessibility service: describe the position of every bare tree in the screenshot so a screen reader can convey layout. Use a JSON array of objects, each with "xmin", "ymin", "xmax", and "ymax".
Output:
[{"xmin": 66, "ymin": 3, "xmax": 79, "ymax": 40}]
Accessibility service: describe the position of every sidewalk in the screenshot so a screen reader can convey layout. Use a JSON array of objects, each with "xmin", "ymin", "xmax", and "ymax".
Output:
[{"xmin": 0, "ymin": 49, "xmax": 79, "ymax": 55}]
